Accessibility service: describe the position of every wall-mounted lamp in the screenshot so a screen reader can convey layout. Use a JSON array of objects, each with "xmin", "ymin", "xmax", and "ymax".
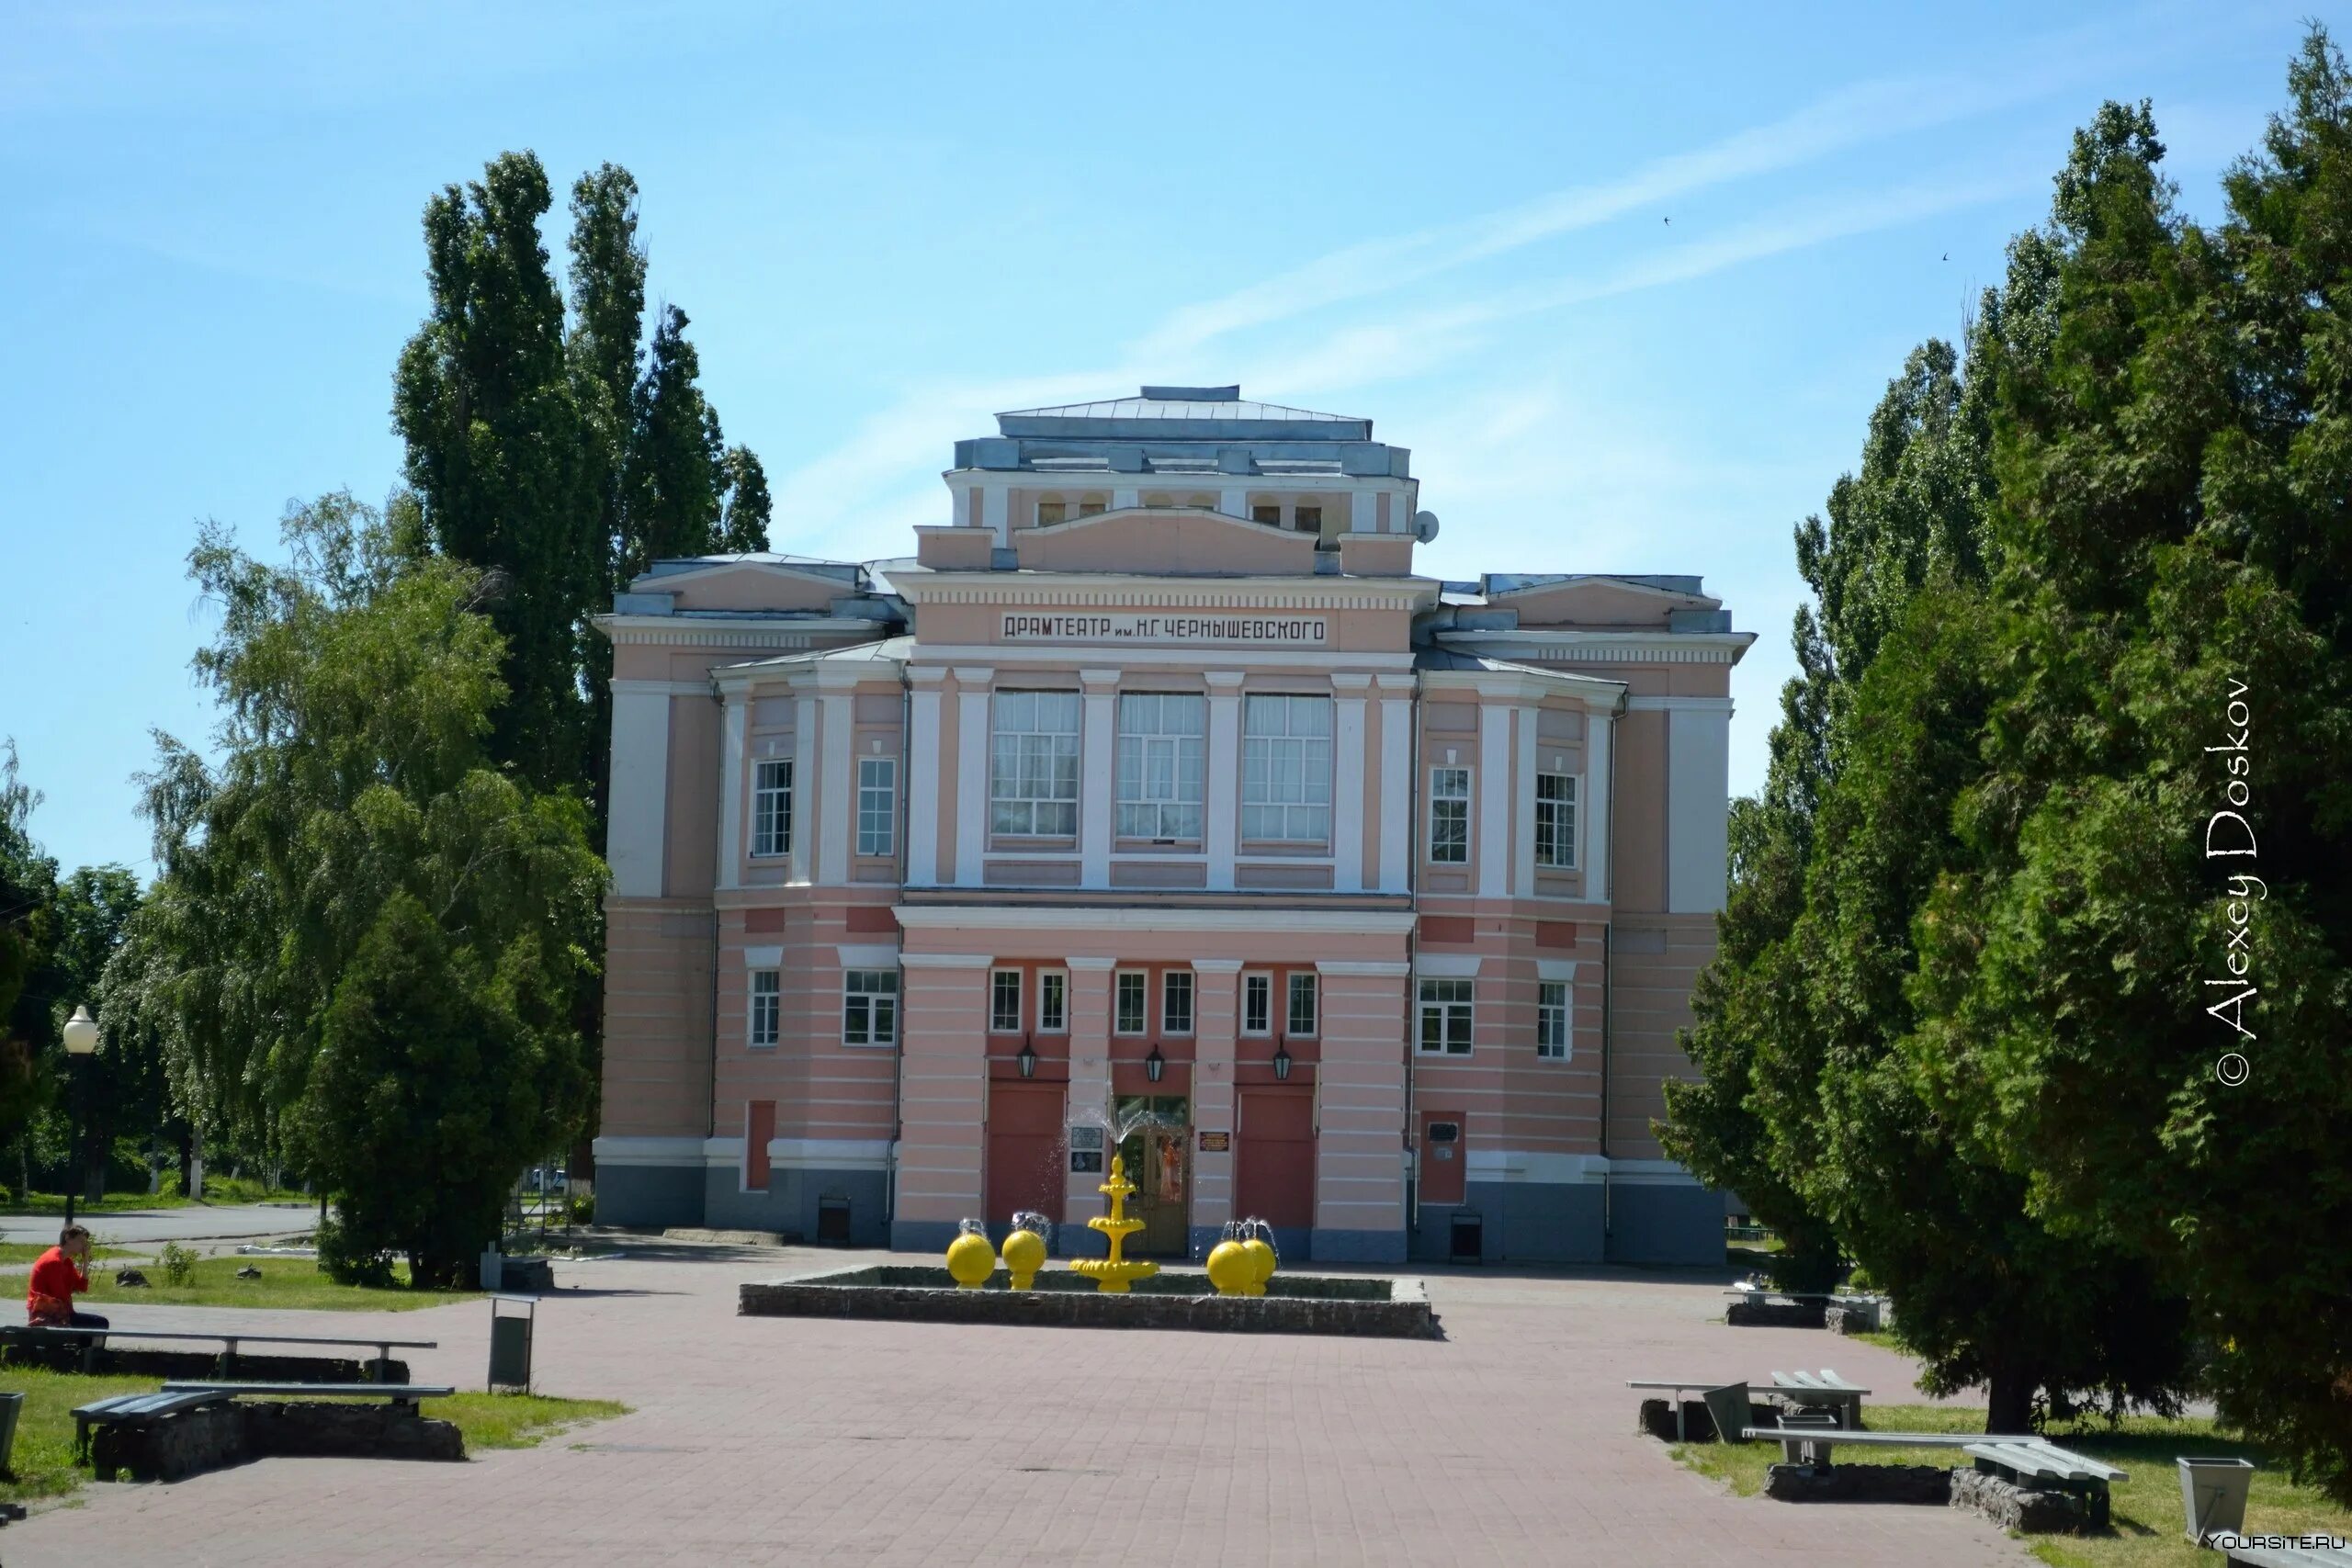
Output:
[
  {"xmin": 1016, "ymin": 1041, "xmax": 1037, "ymax": 1080},
  {"xmin": 1144, "ymin": 1045, "xmax": 1166, "ymax": 1084},
  {"xmin": 1272, "ymin": 1042, "xmax": 1293, "ymax": 1082}
]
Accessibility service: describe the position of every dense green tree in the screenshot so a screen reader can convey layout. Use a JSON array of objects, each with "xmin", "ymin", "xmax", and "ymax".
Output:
[
  {"xmin": 618, "ymin": 304, "xmax": 729, "ymax": 580},
  {"xmin": 392, "ymin": 151, "xmax": 598, "ymax": 797},
  {"xmin": 718, "ymin": 443, "xmax": 773, "ymax": 554},
  {"xmin": 108, "ymin": 493, "xmax": 603, "ymax": 1284},
  {"xmin": 1909, "ymin": 30, "xmax": 2352, "ymax": 1497},
  {"xmin": 45, "ymin": 866, "xmax": 145, "ymax": 1200},
  {"xmin": 0, "ymin": 741, "xmax": 56, "ymax": 1155}
]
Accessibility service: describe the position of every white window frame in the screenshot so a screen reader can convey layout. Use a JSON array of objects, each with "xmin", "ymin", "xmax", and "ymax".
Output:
[
  {"xmin": 989, "ymin": 690, "xmax": 1081, "ymax": 839},
  {"xmin": 751, "ymin": 759, "xmax": 792, "ymax": 859},
  {"xmin": 1285, "ymin": 971, "xmax": 1318, "ymax": 1038},
  {"xmin": 1162, "ymin": 971, "xmax": 1194, "ymax": 1036},
  {"xmin": 1535, "ymin": 771, "xmax": 1578, "ymax": 870},
  {"xmin": 1417, "ymin": 977, "xmax": 1475, "ymax": 1055},
  {"xmin": 1036, "ymin": 970, "xmax": 1069, "ymax": 1033},
  {"xmin": 857, "ymin": 756, "xmax": 897, "ymax": 858},
  {"xmin": 1537, "ymin": 980, "xmax": 1570, "ymax": 1060},
  {"xmin": 748, "ymin": 969, "xmax": 780, "ymax": 1049},
  {"xmin": 842, "ymin": 968, "xmax": 899, "ymax": 1047},
  {"xmin": 989, "ymin": 968, "xmax": 1023, "ymax": 1034},
  {"xmin": 1240, "ymin": 694, "xmax": 1332, "ymax": 844},
  {"xmin": 1241, "ymin": 971, "xmax": 1272, "ymax": 1036},
  {"xmin": 1114, "ymin": 693, "xmax": 1206, "ymax": 842},
  {"xmin": 1430, "ymin": 765, "xmax": 1471, "ymax": 864},
  {"xmin": 1114, "ymin": 970, "xmax": 1148, "ymax": 1035}
]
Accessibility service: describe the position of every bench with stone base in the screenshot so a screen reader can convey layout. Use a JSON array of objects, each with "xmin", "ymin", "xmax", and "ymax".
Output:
[
  {"xmin": 1740, "ymin": 1426, "xmax": 2127, "ymax": 1532},
  {"xmin": 75, "ymin": 1382, "xmax": 461, "ymax": 1483},
  {"xmin": 5, "ymin": 1324, "xmax": 427, "ymax": 1382},
  {"xmin": 2221, "ymin": 1542, "xmax": 2352, "ymax": 1566}
]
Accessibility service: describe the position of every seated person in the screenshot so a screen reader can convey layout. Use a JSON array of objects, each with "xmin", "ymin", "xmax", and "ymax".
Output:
[{"xmin": 27, "ymin": 1224, "xmax": 107, "ymax": 1330}]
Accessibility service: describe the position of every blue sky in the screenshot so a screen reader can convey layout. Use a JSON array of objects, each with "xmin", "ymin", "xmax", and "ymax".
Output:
[{"xmin": 1, "ymin": 0, "xmax": 2333, "ymax": 876}]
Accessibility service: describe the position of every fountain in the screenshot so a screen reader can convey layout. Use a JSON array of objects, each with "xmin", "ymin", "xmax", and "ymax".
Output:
[
  {"xmin": 1001, "ymin": 1212, "xmax": 1050, "ymax": 1291},
  {"xmin": 944, "ymin": 1217, "xmax": 995, "ymax": 1289},
  {"xmin": 1067, "ymin": 1156, "xmax": 1159, "ymax": 1293}
]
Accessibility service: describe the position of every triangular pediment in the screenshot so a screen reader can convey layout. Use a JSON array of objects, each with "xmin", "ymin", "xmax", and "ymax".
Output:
[
  {"xmin": 632, "ymin": 559, "xmax": 853, "ymax": 614},
  {"xmin": 1012, "ymin": 507, "xmax": 1317, "ymax": 576},
  {"xmin": 1498, "ymin": 576, "xmax": 1717, "ymax": 629}
]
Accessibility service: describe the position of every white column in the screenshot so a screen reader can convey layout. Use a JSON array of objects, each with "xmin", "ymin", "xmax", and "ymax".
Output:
[
  {"xmin": 907, "ymin": 671, "xmax": 944, "ymax": 886},
  {"xmin": 819, "ymin": 688, "xmax": 854, "ymax": 885},
  {"xmin": 1667, "ymin": 706, "xmax": 1732, "ymax": 913},
  {"xmin": 1112, "ymin": 487, "xmax": 1140, "ymax": 511},
  {"xmin": 1331, "ymin": 674, "xmax": 1368, "ymax": 892},
  {"xmin": 1377, "ymin": 675, "xmax": 1412, "ymax": 892},
  {"xmin": 1350, "ymin": 490, "xmax": 1377, "ymax": 535},
  {"xmin": 981, "ymin": 484, "xmax": 1010, "ymax": 547},
  {"xmin": 1586, "ymin": 710, "xmax": 1612, "ymax": 904},
  {"xmin": 789, "ymin": 693, "xmax": 817, "ymax": 885},
  {"xmin": 1514, "ymin": 702, "xmax": 1539, "ymax": 897},
  {"xmin": 609, "ymin": 683, "xmax": 673, "ymax": 897},
  {"xmin": 952, "ymin": 482, "xmax": 977, "ymax": 529},
  {"xmin": 954, "ymin": 669, "xmax": 992, "ymax": 887},
  {"xmin": 717, "ymin": 691, "xmax": 745, "ymax": 892},
  {"xmin": 1219, "ymin": 486, "xmax": 1250, "ymax": 520},
  {"xmin": 1080, "ymin": 670, "xmax": 1117, "ymax": 889},
  {"xmin": 1204, "ymin": 671, "xmax": 1244, "ymax": 891},
  {"xmin": 1477, "ymin": 702, "xmax": 1510, "ymax": 897}
]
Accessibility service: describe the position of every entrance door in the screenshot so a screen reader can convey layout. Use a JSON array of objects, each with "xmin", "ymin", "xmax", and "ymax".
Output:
[
  {"xmin": 744, "ymin": 1100, "xmax": 775, "ymax": 1190},
  {"xmin": 986, "ymin": 1082, "xmax": 1067, "ymax": 1225},
  {"xmin": 1418, "ymin": 1110, "xmax": 1466, "ymax": 1205},
  {"xmin": 1114, "ymin": 1094, "xmax": 1190, "ymax": 1257},
  {"xmin": 1234, "ymin": 1088, "xmax": 1315, "ymax": 1230}
]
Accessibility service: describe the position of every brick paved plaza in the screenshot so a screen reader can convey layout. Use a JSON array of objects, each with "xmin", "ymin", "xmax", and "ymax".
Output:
[{"xmin": 6, "ymin": 1247, "xmax": 2030, "ymax": 1566}]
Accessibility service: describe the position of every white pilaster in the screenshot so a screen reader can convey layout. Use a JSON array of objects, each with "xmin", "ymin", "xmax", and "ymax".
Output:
[
  {"xmin": 1477, "ymin": 702, "xmax": 1510, "ymax": 897},
  {"xmin": 980, "ymin": 484, "xmax": 1010, "ymax": 547},
  {"xmin": 1331, "ymin": 673, "xmax": 1368, "ymax": 892},
  {"xmin": 952, "ymin": 482, "xmax": 976, "ymax": 529},
  {"xmin": 718, "ymin": 692, "xmax": 746, "ymax": 892},
  {"xmin": 1080, "ymin": 670, "xmax": 1118, "ymax": 889},
  {"xmin": 1667, "ymin": 706, "xmax": 1732, "ymax": 913},
  {"xmin": 954, "ymin": 669, "xmax": 992, "ymax": 887},
  {"xmin": 819, "ymin": 689, "xmax": 854, "ymax": 885},
  {"xmin": 1586, "ymin": 710, "xmax": 1612, "ymax": 903},
  {"xmin": 789, "ymin": 694, "xmax": 816, "ymax": 885},
  {"xmin": 1219, "ymin": 486, "xmax": 1250, "ymax": 520},
  {"xmin": 1350, "ymin": 490, "xmax": 1378, "ymax": 535},
  {"xmin": 907, "ymin": 671, "xmax": 944, "ymax": 886},
  {"xmin": 1515, "ymin": 701, "xmax": 1539, "ymax": 896},
  {"xmin": 1204, "ymin": 671, "xmax": 1244, "ymax": 891},
  {"xmin": 1112, "ymin": 487, "xmax": 1140, "ymax": 511},
  {"xmin": 1377, "ymin": 675, "xmax": 1412, "ymax": 893},
  {"xmin": 608, "ymin": 683, "xmax": 672, "ymax": 897}
]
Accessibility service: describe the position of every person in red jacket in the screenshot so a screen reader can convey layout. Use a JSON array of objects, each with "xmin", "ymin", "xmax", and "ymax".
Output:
[{"xmin": 26, "ymin": 1224, "xmax": 107, "ymax": 1329}]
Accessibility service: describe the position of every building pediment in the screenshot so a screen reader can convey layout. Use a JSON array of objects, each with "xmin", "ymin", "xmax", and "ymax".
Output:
[
  {"xmin": 1011, "ymin": 507, "xmax": 1317, "ymax": 576},
  {"xmin": 1494, "ymin": 575, "xmax": 1718, "ymax": 629}
]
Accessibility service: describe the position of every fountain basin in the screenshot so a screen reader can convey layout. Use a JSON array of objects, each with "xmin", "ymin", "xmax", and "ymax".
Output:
[{"xmin": 740, "ymin": 1266, "xmax": 1435, "ymax": 1337}]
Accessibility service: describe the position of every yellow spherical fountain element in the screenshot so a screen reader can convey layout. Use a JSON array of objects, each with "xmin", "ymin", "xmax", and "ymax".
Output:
[
  {"xmin": 1204, "ymin": 1238, "xmax": 1253, "ymax": 1296},
  {"xmin": 945, "ymin": 1227, "xmax": 997, "ymax": 1290},
  {"xmin": 1239, "ymin": 1235, "xmax": 1276, "ymax": 1298},
  {"xmin": 1001, "ymin": 1225, "xmax": 1047, "ymax": 1291},
  {"xmin": 1068, "ymin": 1156, "xmax": 1159, "ymax": 1293}
]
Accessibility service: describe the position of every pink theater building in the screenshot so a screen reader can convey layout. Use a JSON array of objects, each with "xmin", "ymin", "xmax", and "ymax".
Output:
[{"xmin": 590, "ymin": 386, "xmax": 1752, "ymax": 1266}]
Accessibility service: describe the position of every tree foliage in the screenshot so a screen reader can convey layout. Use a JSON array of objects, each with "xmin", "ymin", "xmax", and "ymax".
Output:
[
  {"xmin": 0, "ymin": 741, "xmax": 56, "ymax": 1147},
  {"xmin": 107, "ymin": 494, "xmax": 604, "ymax": 1284}
]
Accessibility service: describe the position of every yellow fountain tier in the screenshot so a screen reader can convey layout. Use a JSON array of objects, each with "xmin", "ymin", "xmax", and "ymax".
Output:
[{"xmin": 1069, "ymin": 1155, "xmax": 1159, "ymax": 1294}]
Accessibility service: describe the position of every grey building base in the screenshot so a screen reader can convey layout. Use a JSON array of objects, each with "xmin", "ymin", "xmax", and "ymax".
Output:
[
  {"xmin": 1309, "ymin": 1226, "xmax": 1408, "ymax": 1264},
  {"xmin": 705, "ymin": 1166, "xmax": 890, "ymax": 1246},
  {"xmin": 891, "ymin": 1218, "xmax": 960, "ymax": 1254},
  {"xmin": 594, "ymin": 1163, "xmax": 705, "ymax": 1229},
  {"xmin": 1607, "ymin": 1181, "xmax": 1724, "ymax": 1267}
]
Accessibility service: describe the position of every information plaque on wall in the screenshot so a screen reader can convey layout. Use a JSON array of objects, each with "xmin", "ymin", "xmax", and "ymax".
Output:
[
  {"xmin": 1069, "ymin": 1126, "xmax": 1104, "ymax": 1151},
  {"xmin": 1197, "ymin": 1131, "xmax": 1230, "ymax": 1152},
  {"xmin": 1070, "ymin": 1150, "xmax": 1104, "ymax": 1173}
]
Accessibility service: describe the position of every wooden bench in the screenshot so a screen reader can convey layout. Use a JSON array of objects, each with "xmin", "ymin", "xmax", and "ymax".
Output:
[
  {"xmin": 2, "ymin": 1324, "xmax": 433, "ymax": 1380},
  {"xmin": 1769, "ymin": 1369, "xmax": 1869, "ymax": 1427},
  {"xmin": 71, "ymin": 1390, "xmax": 232, "ymax": 1462},
  {"xmin": 161, "ymin": 1381, "xmax": 457, "ymax": 1410},
  {"xmin": 2221, "ymin": 1541, "xmax": 2352, "ymax": 1567},
  {"xmin": 1963, "ymin": 1439, "xmax": 2129, "ymax": 1529}
]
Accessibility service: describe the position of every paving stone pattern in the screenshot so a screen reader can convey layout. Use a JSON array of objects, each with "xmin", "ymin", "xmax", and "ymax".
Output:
[{"xmin": 6, "ymin": 1247, "xmax": 2033, "ymax": 1567}]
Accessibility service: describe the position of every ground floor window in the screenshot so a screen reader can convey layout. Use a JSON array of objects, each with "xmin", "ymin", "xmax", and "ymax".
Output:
[
  {"xmin": 1537, "ymin": 980, "xmax": 1569, "ymax": 1059},
  {"xmin": 990, "ymin": 968, "xmax": 1023, "ymax": 1032},
  {"xmin": 1418, "ymin": 978, "xmax": 1474, "ymax": 1055},
  {"xmin": 1037, "ymin": 970, "xmax": 1068, "ymax": 1032},
  {"xmin": 843, "ymin": 969, "xmax": 899, "ymax": 1046},
  {"xmin": 1242, "ymin": 972, "xmax": 1272, "ymax": 1034},
  {"xmin": 1115, "ymin": 971, "xmax": 1148, "ymax": 1033},
  {"xmin": 1162, "ymin": 970, "xmax": 1194, "ymax": 1034},
  {"xmin": 1286, "ymin": 971, "xmax": 1318, "ymax": 1036}
]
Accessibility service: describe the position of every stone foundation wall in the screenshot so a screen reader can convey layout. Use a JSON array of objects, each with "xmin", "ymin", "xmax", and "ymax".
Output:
[
  {"xmin": 1725, "ymin": 1300, "xmax": 1826, "ymax": 1328},
  {"xmin": 89, "ymin": 1402, "xmax": 462, "ymax": 1483},
  {"xmin": 1637, "ymin": 1397, "xmax": 1775, "ymax": 1443},
  {"xmin": 2, "ymin": 1346, "xmax": 404, "ymax": 1382},
  {"xmin": 1764, "ymin": 1463, "xmax": 1951, "ymax": 1505},
  {"xmin": 741, "ymin": 1269, "xmax": 1436, "ymax": 1337},
  {"xmin": 1949, "ymin": 1466, "xmax": 2096, "ymax": 1532}
]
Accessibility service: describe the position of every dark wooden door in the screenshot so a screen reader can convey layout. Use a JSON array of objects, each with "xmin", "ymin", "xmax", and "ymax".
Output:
[
  {"xmin": 985, "ymin": 1082, "xmax": 1067, "ymax": 1225},
  {"xmin": 1234, "ymin": 1088, "xmax": 1316, "ymax": 1229},
  {"xmin": 745, "ymin": 1100, "xmax": 775, "ymax": 1190}
]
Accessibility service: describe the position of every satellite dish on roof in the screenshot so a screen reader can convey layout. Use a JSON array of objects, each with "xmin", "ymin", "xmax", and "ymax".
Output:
[{"xmin": 1414, "ymin": 510, "xmax": 1442, "ymax": 544}]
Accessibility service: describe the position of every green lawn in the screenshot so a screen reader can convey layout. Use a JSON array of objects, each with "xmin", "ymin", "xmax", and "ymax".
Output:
[
  {"xmin": 77, "ymin": 1255, "xmax": 476, "ymax": 1313},
  {"xmin": 0, "ymin": 1180, "xmax": 312, "ymax": 1215},
  {"xmin": 1672, "ymin": 1402, "xmax": 2352, "ymax": 1567},
  {"xmin": 0, "ymin": 1369, "xmax": 626, "ymax": 1503},
  {"xmin": 0, "ymin": 1242, "xmax": 134, "ymax": 1266}
]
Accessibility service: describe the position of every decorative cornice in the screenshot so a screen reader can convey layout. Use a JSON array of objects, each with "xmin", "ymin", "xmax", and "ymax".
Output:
[
  {"xmin": 895, "ymin": 573, "xmax": 1435, "ymax": 614},
  {"xmin": 1441, "ymin": 629, "xmax": 1757, "ymax": 666},
  {"xmin": 894, "ymin": 905, "xmax": 1418, "ymax": 936},
  {"xmin": 899, "ymin": 952, "xmax": 996, "ymax": 969}
]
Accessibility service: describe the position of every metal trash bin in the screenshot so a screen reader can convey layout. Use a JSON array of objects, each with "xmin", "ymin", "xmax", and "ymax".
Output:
[
  {"xmin": 2178, "ymin": 1457, "xmax": 2255, "ymax": 1543},
  {"xmin": 0, "ymin": 1391, "xmax": 24, "ymax": 1477},
  {"xmin": 489, "ymin": 1294, "xmax": 537, "ymax": 1393},
  {"xmin": 1449, "ymin": 1209, "xmax": 1484, "ymax": 1263},
  {"xmin": 817, "ymin": 1194, "xmax": 851, "ymax": 1244}
]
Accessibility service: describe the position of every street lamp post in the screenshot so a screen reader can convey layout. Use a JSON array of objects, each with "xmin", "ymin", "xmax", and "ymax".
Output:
[{"xmin": 60, "ymin": 1005, "xmax": 99, "ymax": 1227}]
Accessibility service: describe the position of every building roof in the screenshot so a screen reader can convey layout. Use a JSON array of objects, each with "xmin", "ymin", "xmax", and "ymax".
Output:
[
  {"xmin": 964, "ymin": 386, "xmax": 1396, "ymax": 472},
  {"xmin": 999, "ymin": 387, "xmax": 1366, "ymax": 431}
]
